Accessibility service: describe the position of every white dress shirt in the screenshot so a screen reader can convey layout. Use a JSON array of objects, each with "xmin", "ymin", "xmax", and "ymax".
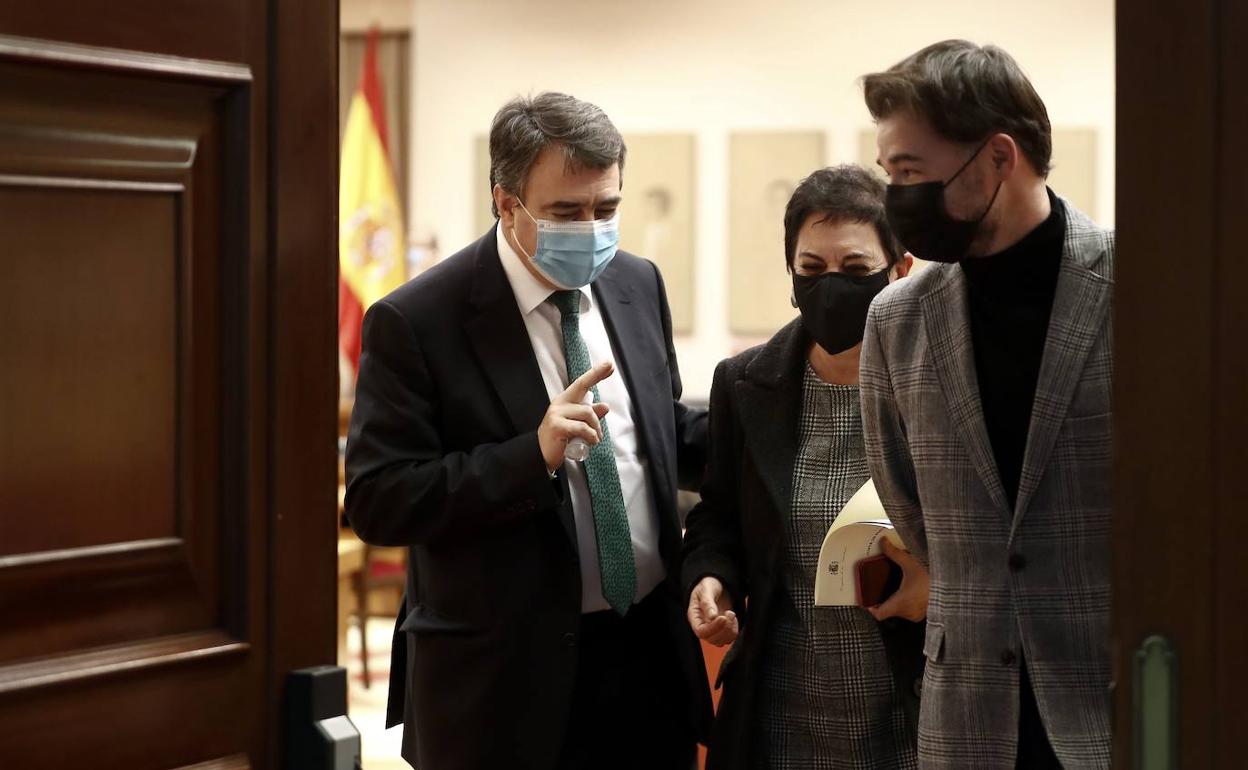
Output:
[{"xmin": 496, "ymin": 223, "xmax": 664, "ymax": 613}]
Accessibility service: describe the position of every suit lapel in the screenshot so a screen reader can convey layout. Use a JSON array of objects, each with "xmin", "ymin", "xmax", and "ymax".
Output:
[
  {"xmin": 1012, "ymin": 243, "xmax": 1111, "ymax": 530},
  {"xmin": 920, "ymin": 268, "xmax": 1012, "ymax": 515},
  {"xmin": 592, "ymin": 269, "xmax": 677, "ymax": 507},
  {"xmin": 735, "ymin": 320, "xmax": 806, "ymax": 528},
  {"xmin": 590, "ymin": 268, "xmax": 641, "ymax": 403},
  {"xmin": 737, "ymin": 381, "xmax": 800, "ymax": 527},
  {"xmin": 463, "ymin": 233, "xmax": 576, "ymax": 547}
]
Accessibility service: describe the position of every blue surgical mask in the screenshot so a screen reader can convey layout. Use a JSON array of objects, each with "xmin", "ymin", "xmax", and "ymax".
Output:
[{"xmin": 512, "ymin": 200, "xmax": 620, "ymax": 289}]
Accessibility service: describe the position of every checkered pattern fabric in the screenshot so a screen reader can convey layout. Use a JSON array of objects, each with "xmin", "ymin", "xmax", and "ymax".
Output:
[
  {"xmin": 860, "ymin": 201, "xmax": 1114, "ymax": 770},
  {"xmin": 754, "ymin": 366, "xmax": 917, "ymax": 769}
]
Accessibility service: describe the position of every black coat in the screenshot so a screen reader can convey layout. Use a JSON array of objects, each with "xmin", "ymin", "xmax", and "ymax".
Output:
[
  {"xmin": 681, "ymin": 318, "xmax": 925, "ymax": 770},
  {"xmin": 345, "ymin": 229, "xmax": 713, "ymax": 769}
]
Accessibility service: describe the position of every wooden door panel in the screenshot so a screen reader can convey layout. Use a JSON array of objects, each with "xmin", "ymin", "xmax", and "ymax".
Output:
[
  {"xmin": 176, "ymin": 758, "xmax": 252, "ymax": 770},
  {"xmin": 1212, "ymin": 2, "xmax": 1248, "ymax": 762},
  {"xmin": 0, "ymin": 42, "xmax": 251, "ymax": 675},
  {"xmin": 1, "ymin": 184, "xmax": 179, "ymax": 556},
  {"xmin": 1116, "ymin": 1, "xmax": 1248, "ymax": 766},
  {"xmin": 0, "ymin": 21, "xmax": 325, "ymax": 766},
  {"xmin": 0, "ymin": 2, "xmax": 249, "ymax": 63},
  {"xmin": 5, "ymin": 651, "xmax": 254, "ymax": 768},
  {"xmin": 0, "ymin": 0, "xmax": 339, "ymax": 761}
]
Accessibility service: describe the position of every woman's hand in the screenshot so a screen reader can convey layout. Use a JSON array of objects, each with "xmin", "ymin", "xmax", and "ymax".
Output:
[
  {"xmin": 867, "ymin": 538, "xmax": 930, "ymax": 623},
  {"xmin": 687, "ymin": 576, "xmax": 739, "ymax": 646}
]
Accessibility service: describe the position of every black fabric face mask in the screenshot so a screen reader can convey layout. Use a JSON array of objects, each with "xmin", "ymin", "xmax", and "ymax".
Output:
[
  {"xmin": 791, "ymin": 269, "xmax": 890, "ymax": 355},
  {"xmin": 884, "ymin": 139, "xmax": 1002, "ymax": 264}
]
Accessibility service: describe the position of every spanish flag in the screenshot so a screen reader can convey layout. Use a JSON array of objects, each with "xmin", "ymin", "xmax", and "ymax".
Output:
[{"xmin": 339, "ymin": 28, "xmax": 406, "ymax": 379}]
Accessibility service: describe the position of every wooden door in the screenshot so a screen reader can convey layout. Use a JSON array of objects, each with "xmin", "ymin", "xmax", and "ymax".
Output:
[
  {"xmin": 0, "ymin": 0, "xmax": 339, "ymax": 767},
  {"xmin": 1116, "ymin": 1, "xmax": 1248, "ymax": 767}
]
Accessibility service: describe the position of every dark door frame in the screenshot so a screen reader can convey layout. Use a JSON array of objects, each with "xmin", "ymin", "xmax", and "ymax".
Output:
[
  {"xmin": 1115, "ymin": 1, "xmax": 1248, "ymax": 766},
  {"xmin": 265, "ymin": 0, "xmax": 340, "ymax": 766}
]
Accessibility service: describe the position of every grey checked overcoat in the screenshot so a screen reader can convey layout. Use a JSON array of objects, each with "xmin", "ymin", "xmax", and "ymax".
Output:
[{"xmin": 859, "ymin": 200, "xmax": 1114, "ymax": 769}]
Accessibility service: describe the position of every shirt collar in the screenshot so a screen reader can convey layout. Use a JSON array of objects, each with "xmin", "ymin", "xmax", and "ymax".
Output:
[{"xmin": 495, "ymin": 221, "xmax": 591, "ymax": 316}]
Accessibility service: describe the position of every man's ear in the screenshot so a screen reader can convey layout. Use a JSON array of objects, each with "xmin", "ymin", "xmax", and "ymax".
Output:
[
  {"xmin": 493, "ymin": 183, "xmax": 514, "ymax": 228},
  {"xmin": 892, "ymin": 252, "xmax": 916, "ymax": 280},
  {"xmin": 988, "ymin": 133, "xmax": 1019, "ymax": 179}
]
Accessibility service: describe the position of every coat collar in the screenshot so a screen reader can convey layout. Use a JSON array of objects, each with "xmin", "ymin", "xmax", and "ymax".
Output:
[
  {"xmin": 918, "ymin": 198, "xmax": 1113, "ymax": 524},
  {"xmin": 742, "ymin": 317, "xmax": 808, "ymax": 390},
  {"xmin": 919, "ymin": 265, "xmax": 1012, "ymax": 514},
  {"xmin": 464, "ymin": 227, "xmax": 548, "ymax": 435},
  {"xmin": 588, "ymin": 259, "xmax": 683, "ymax": 557},
  {"xmin": 1011, "ymin": 202, "xmax": 1112, "ymax": 529},
  {"xmin": 592, "ymin": 260, "xmax": 671, "ymax": 501},
  {"xmin": 736, "ymin": 318, "xmax": 808, "ymax": 525},
  {"xmin": 463, "ymin": 229, "xmax": 577, "ymax": 547}
]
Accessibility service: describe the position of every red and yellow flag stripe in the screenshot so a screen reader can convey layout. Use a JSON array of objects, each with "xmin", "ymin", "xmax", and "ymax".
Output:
[{"xmin": 339, "ymin": 28, "xmax": 406, "ymax": 377}]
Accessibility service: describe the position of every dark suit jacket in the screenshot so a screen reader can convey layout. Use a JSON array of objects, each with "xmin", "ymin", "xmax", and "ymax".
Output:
[
  {"xmin": 345, "ymin": 228, "xmax": 712, "ymax": 769},
  {"xmin": 680, "ymin": 318, "xmax": 924, "ymax": 770}
]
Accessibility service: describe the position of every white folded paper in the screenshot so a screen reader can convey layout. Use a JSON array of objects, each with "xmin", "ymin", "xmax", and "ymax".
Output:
[{"xmin": 813, "ymin": 478, "xmax": 904, "ymax": 607}]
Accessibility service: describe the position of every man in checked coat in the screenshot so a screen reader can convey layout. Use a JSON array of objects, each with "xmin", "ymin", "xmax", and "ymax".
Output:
[{"xmin": 859, "ymin": 41, "xmax": 1114, "ymax": 769}]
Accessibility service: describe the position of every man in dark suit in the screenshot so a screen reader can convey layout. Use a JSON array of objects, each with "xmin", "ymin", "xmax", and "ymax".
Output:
[{"xmin": 345, "ymin": 91, "xmax": 711, "ymax": 770}]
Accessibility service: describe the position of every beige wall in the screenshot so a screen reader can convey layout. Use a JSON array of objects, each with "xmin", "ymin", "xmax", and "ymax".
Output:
[{"xmin": 342, "ymin": 0, "xmax": 1115, "ymax": 399}]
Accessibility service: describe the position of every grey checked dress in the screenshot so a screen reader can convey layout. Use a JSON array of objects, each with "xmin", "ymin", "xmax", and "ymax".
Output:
[{"xmin": 753, "ymin": 364, "xmax": 917, "ymax": 769}]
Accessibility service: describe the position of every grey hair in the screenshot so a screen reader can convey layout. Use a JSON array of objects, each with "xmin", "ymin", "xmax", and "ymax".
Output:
[{"xmin": 488, "ymin": 92, "xmax": 627, "ymax": 218}]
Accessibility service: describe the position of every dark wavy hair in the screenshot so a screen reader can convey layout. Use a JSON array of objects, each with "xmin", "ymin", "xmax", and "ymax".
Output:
[
  {"xmin": 862, "ymin": 39, "xmax": 1052, "ymax": 176},
  {"xmin": 783, "ymin": 165, "xmax": 904, "ymax": 271},
  {"xmin": 488, "ymin": 92, "xmax": 626, "ymax": 217}
]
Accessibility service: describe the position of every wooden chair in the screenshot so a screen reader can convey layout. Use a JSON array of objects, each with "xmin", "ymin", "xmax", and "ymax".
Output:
[{"xmin": 351, "ymin": 544, "xmax": 407, "ymax": 688}]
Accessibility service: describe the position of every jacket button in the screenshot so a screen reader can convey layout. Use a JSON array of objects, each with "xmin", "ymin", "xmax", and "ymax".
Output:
[
  {"xmin": 1008, "ymin": 552, "xmax": 1027, "ymax": 572},
  {"xmin": 563, "ymin": 632, "xmax": 577, "ymax": 647},
  {"xmin": 1001, "ymin": 649, "xmax": 1017, "ymax": 666}
]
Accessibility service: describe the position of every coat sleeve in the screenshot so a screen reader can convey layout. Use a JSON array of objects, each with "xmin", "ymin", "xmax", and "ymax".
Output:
[
  {"xmin": 680, "ymin": 359, "xmax": 748, "ymax": 610},
  {"xmin": 344, "ymin": 299, "xmax": 561, "ymax": 547},
  {"xmin": 860, "ymin": 300, "xmax": 928, "ymax": 567},
  {"xmin": 652, "ymin": 261, "xmax": 709, "ymax": 492}
]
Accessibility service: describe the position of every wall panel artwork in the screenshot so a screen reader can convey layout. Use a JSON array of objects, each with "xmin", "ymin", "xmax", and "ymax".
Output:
[
  {"xmin": 618, "ymin": 133, "xmax": 696, "ymax": 333},
  {"xmin": 729, "ymin": 131, "xmax": 826, "ymax": 335},
  {"xmin": 474, "ymin": 134, "xmax": 495, "ymax": 239}
]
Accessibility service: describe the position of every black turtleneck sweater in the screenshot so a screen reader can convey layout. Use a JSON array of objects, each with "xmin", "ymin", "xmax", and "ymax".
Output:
[
  {"xmin": 963, "ymin": 190, "xmax": 1067, "ymax": 766},
  {"xmin": 960, "ymin": 190, "xmax": 1064, "ymax": 509}
]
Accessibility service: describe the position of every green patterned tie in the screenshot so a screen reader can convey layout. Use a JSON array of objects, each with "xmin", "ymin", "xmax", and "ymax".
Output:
[{"xmin": 551, "ymin": 290, "xmax": 636, "ymax": 615}]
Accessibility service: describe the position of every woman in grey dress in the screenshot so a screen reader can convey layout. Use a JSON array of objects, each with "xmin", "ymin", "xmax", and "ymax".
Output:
[{"xmin": 682, "ymin": 165, "xmax": 929, "ymax": 769}]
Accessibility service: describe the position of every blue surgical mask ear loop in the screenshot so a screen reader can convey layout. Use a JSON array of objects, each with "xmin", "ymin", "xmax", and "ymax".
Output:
[{"xmin": 509, "ymin": 197, "xmax": 539, "ymax": 261}]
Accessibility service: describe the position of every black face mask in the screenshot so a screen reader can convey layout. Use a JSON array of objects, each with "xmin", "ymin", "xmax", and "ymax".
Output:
[
  {"xmin": 791, "ymin": 269, "xmax": 890, "ymax": 355},
  {"xmin": 884, "ymin": 139, "xmax": 1002, "ymax": 263}
]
